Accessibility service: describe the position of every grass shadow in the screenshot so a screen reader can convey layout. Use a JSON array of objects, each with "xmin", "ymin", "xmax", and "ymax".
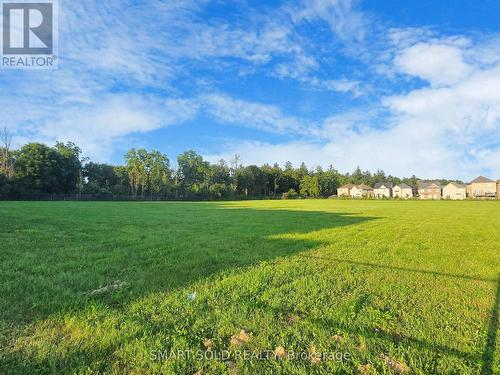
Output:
[
  {"xmin": 481, "ymin": 274, "xmax": 500, "ymax": 375},
  {"xmin": 2, "ymin": 201, "xmax": 497, "ymax": 374},
  {"xmin": 297, "ymin": 254, "xmax": 499, "ymax": 373},
  {"xmin": 0, "ymin": 202, "xmax": 376, "ymax": 327}
]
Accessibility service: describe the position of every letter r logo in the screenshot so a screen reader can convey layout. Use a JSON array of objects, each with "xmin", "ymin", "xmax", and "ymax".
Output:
[{"xmin": 2, "ymin": 2, "xmax": 53, "ymax": 54}]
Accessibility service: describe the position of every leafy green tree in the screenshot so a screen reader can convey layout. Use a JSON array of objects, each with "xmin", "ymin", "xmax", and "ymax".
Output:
[
  {"xmin": 0, "ymin": 128, "xmax": 15, "ymax": 180},
  {"xmin": 208, "ymin": 183, "xmax": 232, "ymax": 199},
  {"xmin": 237, "ymin": 165, "xmax": 266, "ymax": 196},
  {"xmin": 54, "ymin": 142, "xmax": 82, "ymax": 193},
  {"xmin": 300, "ymin": 175, "xmax": 320, "ymax": 198},
  {"xmin": 124, "ymin": 149, "xmax": 170, "ymax": 198},
  {"xmin": 260, "ymin": 164, "xmax": 276, "ymax": 196},
  {"xmin": 148, "ymin": 151, "xmax": 171, "ymax": 197},
  {"xmin": 349, "ymin": 166, "xmax": 363, "ymax": 184},
  {"xmin": 83, "ymin": 162, "xmax": 119, "ymax": 195},
  {"xmin": 14, "ymin": 143, "xmax": 63, "ymax": 194},
  {"xmin": 229, "ymin": 154, "xmax": 241, "ymax": 191},
  {"xmin": 283, "ymin": 188, "xmax": 299, "ymax": 199},
  {"xmin": 362, "ymin": 169, "xmax": 373, "ymax": 185},
  {"xmin": 279, "ymin": 161, "xmax": 299, "ymax": 193},
  {"xmin": 177, "ymin": 150, "xmax": 210, "ymax": 198},
  {"xmin": 0, "ymin": 173, "xmax": 12, "ymax": 196},
  {"xmin": 271, "ymin": 163, "xmax": 282, "ymax": 195},
  {"xmin": 317, "ymin": 165, "xmax": 340, "ymax": 197},
  {"xmin": 209, "ymin": 160, "xmax": 232, "ymax": 185},
  {"xmin": 372, "ymin": 169, "xmax": 387, "ymax": 184},
  {"xmin": 114, "ymin": 166, "xmax": 130, "ymax": 195},
  {"xmin": 297, "ymin": 162, "xmax": 309, "ymax": 181},
  {"xmin": 125, "ymin": 149, "xmax": 144, "ymax": 197}
]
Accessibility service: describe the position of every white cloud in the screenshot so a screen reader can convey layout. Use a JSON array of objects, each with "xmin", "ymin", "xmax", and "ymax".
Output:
[
  {"xmin": 395, "ymin": 42, "xmax": 473, "ymax": 87},
  {"xmin": 206, "ymin": 39, "xmax": 500, "ymax": 181},
  {"xmin": 274, "ymin": 54, "xmax": 319, "ymax": 80},
  {"xmin": 201, "ymin": 94, "xmax": 316, "ymax": 136},
  {"xmin": 4, "ymin": 90, "xmax": 319, "ymax": 162},
  {"xmin": 6, "ymin": 95, "xmax": 198, "ymax": 161},
  {"xmin": 307, "ymin": 77, "xmax": 363, "ymax": 96},
  {"xmin": 292, "ymin": 0, "xmax": 367, "ymax": 47}
]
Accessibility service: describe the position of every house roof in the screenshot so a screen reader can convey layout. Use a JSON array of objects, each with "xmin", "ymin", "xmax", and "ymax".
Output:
[
  {"xmin": 374, "ymin": 182, "xmax": 394, "ymax": 189},
  {"xmin": 399, "ymin": 183, "xmax": 412, "ymax": 189},
  {"xmin": 357, "ymin": 184, "xmax": 373, "ymax": 190},
  {"xmin": 418, "ymin": 181, "xmax": 441, "ymax": 189},
  {"xmin": 339, "ymin": 184, "xmax": 355, "ymax": 189},
  {"xmin": 445, "ymin": 182, "xmax": 466, "ymax": 188},
  {"xmin": 469, "ymin": 176, "xmax": 494, "ymax": 184}
]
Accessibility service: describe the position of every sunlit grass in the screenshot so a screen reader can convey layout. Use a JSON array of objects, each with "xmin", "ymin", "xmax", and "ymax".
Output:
[{"xmin": 0, "ymin": 200, "xmax": 499, "ymax": 374}]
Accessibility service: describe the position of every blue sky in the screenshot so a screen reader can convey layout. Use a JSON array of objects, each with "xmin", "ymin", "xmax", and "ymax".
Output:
[{"xmin": 1, "ymin": 0, "xmax": 499, "ymax": 180}]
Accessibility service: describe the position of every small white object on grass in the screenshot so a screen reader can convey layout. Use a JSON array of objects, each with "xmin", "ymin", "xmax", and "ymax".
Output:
[{"xmin": 188, "ymin": 292, "xmax": 197, "ymax": 301}]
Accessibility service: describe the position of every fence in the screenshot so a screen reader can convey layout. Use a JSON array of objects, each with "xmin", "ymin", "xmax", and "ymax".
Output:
[{"xmin": 0, "ymin": 193, "xmax": 286, "ymax": 202}]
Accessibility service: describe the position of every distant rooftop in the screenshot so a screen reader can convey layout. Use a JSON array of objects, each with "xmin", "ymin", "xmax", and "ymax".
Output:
[
  {"xmin": 357, "ymin": 184, "xmax": 373, "ymax": 190},
  {"xmin": 446, "ymin": 182, "xmax": 467, "ymax": 188},
  {"xmin": 418, "ymin": 181, "xmax": 441, "ymax": 189},
  {"xmin": 469, "ymin": 176, "xmax": 494, "ymax": 184},
  {"xmin": 374, "ymin": 182, "xmax": 394, "ymax": 189}
]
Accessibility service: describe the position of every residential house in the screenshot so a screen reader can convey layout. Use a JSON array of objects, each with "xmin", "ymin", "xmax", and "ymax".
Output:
[
  {"xmin": 350, "ymin": 184, "xmax": 374, "ymax": 198},
  {"xmin": 393, "ymin": 183, "xmax": 413, "ymax": 199},
  {"xmin": 418, "ymin": 182, "xmax": 442, "ymax": 200},
  {"xmin": 373, "ymin": 182, "xmax": 394, "ymax": 198},
  {"xmin": 337, "ymin": 184, "xmax": 355, "ymax": 197},
  {"xmin": 466, "ymin": 176, "xmax": 497, "ymax": 199},
  {"xmin": 498, "ymin": 180, "xmax": 500, "ymax": 199},
  {"xmin": 443, "ymin": 182, "xmax": 466, "ymax": 200}
]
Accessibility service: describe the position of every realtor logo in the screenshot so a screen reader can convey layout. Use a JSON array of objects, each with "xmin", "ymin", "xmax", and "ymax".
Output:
[{"xmin": 1, "ymin": 0, "xmax": 58, "ymax": 69}]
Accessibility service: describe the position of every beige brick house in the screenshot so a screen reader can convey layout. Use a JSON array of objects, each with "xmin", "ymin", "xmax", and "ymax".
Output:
[
  {"xmin": 350, "ymin": 184, "xmax": 374, "ymax": 198},
  {"xmin": 418, "ymin": 182, "xmax": 442, "ymax": 200},
  {"xmin": 466, "ymin": 176, "xmax": 497, "ymax": 199},
  {"xmin": 443, "ymin": 182, "xmax": 466, "ymax": 200},
  {"xmin": 393, "ymin": 183, "xmax": 413, "ymax": 199},
  {"xmin": 373, "ymin": 182, "xmax": 394, "ymax": 198},
  {"xmin": 337, "ymin": 184, "xmax": 355, "ymax": 197}
]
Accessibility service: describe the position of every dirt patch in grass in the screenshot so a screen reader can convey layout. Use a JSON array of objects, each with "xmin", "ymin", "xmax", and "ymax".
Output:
[{"xmin": 89, "ymin": 280, "xmax": 127, "ymax": 296}]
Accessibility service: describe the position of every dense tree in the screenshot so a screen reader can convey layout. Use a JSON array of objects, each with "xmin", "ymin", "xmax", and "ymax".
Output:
[
  {"xmin": 279, "ymin": 161, "xmax": 299, "ymax": 193},
  {"xmin": 237, "ymin": 165, "xmax": 266, "ymax": 196},
  {"xmin": 300, "ymin": 175, "xmax": 320, "ymax": 197},
  {"xmin": 142, "ymin": 150, "xmax": 171, "ymax": 198},
  {"xmin": 54, "ymin": 142, "xmax": 82, "ymax": 194},
  {"xmin": 125, "ymin": 149, "xmax": 144, "ymax": 197},
  {"xmin": 124, "ymin": 149, "xmax": 170, "ymax": 198},
  {"xmin": 114, "ymin": 166, "xmax": 130, "ymax": 195},
  {"xmin": 209, "ymin": 160, "xmax": 232, "ymax": 186},
  {"xmin": 317, "ymin": 166, "xmax": 341, "ymax": 197},
  {"xmin": 348, "ymin": 166, "xmax": 364, "ymax": 185},
  {"xmin": 177, "ymin": 150, "xmax": 210, "ymax": 198},
  {"xmin": 0, "ymin": 128, "xmax": 15, "ymax": 180},
  {"xmin": 83, "ymin": 162, "xmax": 120, "ymax": 195},
  {"xmin": 0, "ymin": 140, "xmax": 465, "ymax": 200},
  {"xmin": 14, "ymin": 143, "xmax": 67, "ymax": 194}
]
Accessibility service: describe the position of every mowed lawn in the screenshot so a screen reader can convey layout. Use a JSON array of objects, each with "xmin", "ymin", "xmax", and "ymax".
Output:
[{"xmin": 0, "ymin": 200, "xmax": 499, "ymax": 374}]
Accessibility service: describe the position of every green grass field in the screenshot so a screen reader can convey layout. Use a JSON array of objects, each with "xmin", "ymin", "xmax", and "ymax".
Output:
[{"xmin": 0, "ymin": 200, "xmax": 499, "ymax": 374}]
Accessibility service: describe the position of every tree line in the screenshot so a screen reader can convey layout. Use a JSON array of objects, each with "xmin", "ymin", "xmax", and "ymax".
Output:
[{"xmin": 0, "ymin": 134, "xmax": 463, "ymax": 200}]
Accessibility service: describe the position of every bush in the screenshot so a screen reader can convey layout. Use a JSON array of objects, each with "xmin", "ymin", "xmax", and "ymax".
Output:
[{"xmin": 282, "ymin": 188, "xmax": 299, "ymax": 200}]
